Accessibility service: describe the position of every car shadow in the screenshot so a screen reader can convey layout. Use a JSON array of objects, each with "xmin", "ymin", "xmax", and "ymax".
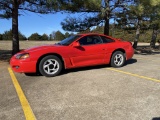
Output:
[
  {"xmin": 62, "ymin": 58, "xmax": 137, "ymax": 75},
  {"xmin": 61, "ymin": 64, "xmax": 110, "ymax": 75},
  {"xmin": 24, "ymin": 73, "xmax": 43, "ymax": 77},
  {"xmin": 23, "ymin": 58, "xmax": 137, "ymax": 77},
  {"xmin": 152, "ymin": 117, "xmax": 160, "ymax": 120},
  {"xmin": 124, "ymin": 58, "xmax": 137, "ymax": 66}
]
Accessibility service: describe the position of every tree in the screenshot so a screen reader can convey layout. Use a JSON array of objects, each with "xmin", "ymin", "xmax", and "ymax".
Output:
[
  {"xmin": 41, "ymin": 33, "xmax": 49, "ymax": 40},
  {"xmin": 49, "ymin": 34, "xmax": 52, "ymax": 40},
  {"xmin": 121, "ymin": 1, "xmax": 146, "ymax": 49},
  {"xmin": 64, "ymin": 32, "xmax": 70, "ymax": 38},
  {"xmin": 54, "ymin": 31, "xmax": 65, "ymax": 41},
  {"xmin": 61, "ymin": 0, "xmax": 133, "ymax": 36},
  {"xmin": 0, "ymin": 34, "xmax": 3, "ymax": 40},
  {"xmin": 150, "ymin": 24, "xmax": 159, "ymax": 49},
  {"xmin": 49, "ymin": 31, "xmax": 56, "ymax": 40},
  {"xmin": 2, "ymin": 30, "xmax": 12, "ymax": 40},
  {"xmin": 148, "ymin": 0, "xmax": 160, "ymax": 49},
  {"xmin": 19, "ymin": 32, "xmax": 27, "ymax": 40},
  {"xmin": 115, "ymin": 0, "xmax": 160, "ymax": 49},
  {"xmin": 0, "ymin": 0, "xmax": 56, "ymax": 54},
  {"xmin": 2, "ymin": 29, "xmax": 27, "ymax": 40},
  {"xmin": 127, "ymin": 0, "xmax": 160, "ymax": 49},
  {"xmin": 28, "ymin": 33, "xmax": 41, "ymax": 40},
  {"xmin": 61, "ymin": 0, "xmax": 101, "ymax": 32}
]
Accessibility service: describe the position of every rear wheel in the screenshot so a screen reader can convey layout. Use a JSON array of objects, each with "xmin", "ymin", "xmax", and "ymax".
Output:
[
  {"xmin": 39, "ymin": 55, "xmax": 62, "ymax": 77},
  {"xmin": 110, "ymin": 51, "xmax": 125, "ymax": 68}
]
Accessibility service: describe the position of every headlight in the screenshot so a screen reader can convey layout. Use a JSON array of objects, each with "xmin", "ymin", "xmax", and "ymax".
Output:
[{"xmin": 15, "ymin": 53, "xmax": 30, "ymax": 59}]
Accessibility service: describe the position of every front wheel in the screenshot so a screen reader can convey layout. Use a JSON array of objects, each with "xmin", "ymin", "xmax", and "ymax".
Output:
[
  {"xmin": 39, "ymin": 55, "xmax": 62, "ymax": 77},
  {"xmin": 110, "ymin": 51, "xmax": 125, "ymax": 68}
]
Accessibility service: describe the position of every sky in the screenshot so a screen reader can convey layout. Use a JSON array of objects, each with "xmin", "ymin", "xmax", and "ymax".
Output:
[
  {"xmin": 0, "ymin": 12, "xmax": 71, "ymax": 37},
  {"xmin": 0, "ymin": 1, "xmax": 104, "ymax": 38}
]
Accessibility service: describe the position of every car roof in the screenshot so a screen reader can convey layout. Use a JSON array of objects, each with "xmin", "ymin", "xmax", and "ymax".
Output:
[{"xmin": 77, "ymin": 33, "xmax": 116, "ymax": 40}]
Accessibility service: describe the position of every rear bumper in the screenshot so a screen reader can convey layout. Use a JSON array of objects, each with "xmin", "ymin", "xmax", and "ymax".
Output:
[
  {"xmin": 10, "ymin": 57, "xmax": 37, "ymax": 73},
  {"xmin": 126, "ymin": 49, "xmax": 134, "ymax": 60}
]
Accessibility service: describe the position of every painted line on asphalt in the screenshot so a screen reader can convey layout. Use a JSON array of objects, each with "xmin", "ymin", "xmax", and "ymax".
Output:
[
  {"xmin": 107, "ymin": 68, "xmax": 160, "ymax": 83},
  {"xmin": 8, "ymin": 68, "xmax": 36, "ymax": 120}
]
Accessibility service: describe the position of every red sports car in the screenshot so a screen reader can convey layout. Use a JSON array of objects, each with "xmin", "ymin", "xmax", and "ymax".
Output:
[{"xmin": 10, "ymin": 33, "xmax": 134, "ymax": 77}]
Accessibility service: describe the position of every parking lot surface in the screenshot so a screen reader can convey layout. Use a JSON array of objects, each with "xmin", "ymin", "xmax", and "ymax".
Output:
[{"xmin": 0, "ymin": 53, "xmax": 160, "ymax": 120}]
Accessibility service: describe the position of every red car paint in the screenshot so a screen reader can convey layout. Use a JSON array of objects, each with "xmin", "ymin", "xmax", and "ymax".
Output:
[{"xmin": 10, "ymin": 33, "xmax": 134, "ymax": 73}]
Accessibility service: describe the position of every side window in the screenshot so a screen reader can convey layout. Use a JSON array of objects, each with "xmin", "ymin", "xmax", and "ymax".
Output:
[
  {"xmin": 92, "ymin": 36, "xmax": 103, "ymax": 44},
  {"xmin": 101, "ymin": 36, "xmax": 115, "ymax": 43},
  {"xmin": 79, "ymin": 36, "xmax": 92, "ymax": 45},
  {"xmin": 79, "ymin": 35, "xmax": 103, "ymax": 46}
]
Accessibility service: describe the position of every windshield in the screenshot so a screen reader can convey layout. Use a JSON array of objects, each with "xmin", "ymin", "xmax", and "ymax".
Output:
[{"xmin": 56, "ymin": 35, "xmax": 82, "ymax": 46}]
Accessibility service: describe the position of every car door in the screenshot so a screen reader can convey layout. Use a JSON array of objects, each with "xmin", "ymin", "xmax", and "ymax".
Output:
[{"xmin": 69, "ymin": 35, "xmax": 107, "ymax": 67}]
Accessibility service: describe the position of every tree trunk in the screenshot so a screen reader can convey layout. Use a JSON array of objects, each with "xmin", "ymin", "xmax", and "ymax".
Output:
[
  {"xmin": 103, "ymin": 0, "xmax": 109, "ymax": 36},
  {"xmin": 104, "ymin": 17, "xmax": 109, "ymax": 35},
  {"xmin": 133, "ymin": 23, "xmax": 140, "ymax": 49},
  {"xmin": 150, "ymin": 28, "xmax": 158, "ymax": 49},
  {"xmin": 12, "ymin": 0, "xmax": 19, "ymax": 55}
]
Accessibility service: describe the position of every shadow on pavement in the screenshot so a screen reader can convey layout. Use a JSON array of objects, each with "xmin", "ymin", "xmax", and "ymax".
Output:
[
  {"xmin": 0, "ymin": 50, "xmax": 12, "ymax": 62},
  {"xmin": 62, "ymin": 58, "xmax": 137, "ymax": 75},
  {"xmin": 135, "ymin": 45, "xmax": 160, "ymax": 55},
  {"xmin": 152, "ymin": 117, "xmax": 160, "ymax": 120},
  {"xmin": 124, "ymin": 59, "xmax": 137, "ymax": 66},
  {"xmin": 23, "ymin": 58, "xmax": 137, "ymax": 77}
]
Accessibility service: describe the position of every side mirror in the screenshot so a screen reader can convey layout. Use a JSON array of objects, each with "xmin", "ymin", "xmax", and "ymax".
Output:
[{"xmin": 72, "ymin": 42, "xmax": 80, "ymax": 47}]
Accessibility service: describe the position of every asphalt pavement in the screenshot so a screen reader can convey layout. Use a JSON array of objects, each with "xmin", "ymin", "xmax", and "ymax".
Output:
[{"xmin": 1, "ymin": 53, "xmax": 160, "ymax": 120}]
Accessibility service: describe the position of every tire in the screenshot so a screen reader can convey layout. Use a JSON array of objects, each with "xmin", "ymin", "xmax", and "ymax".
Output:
[
  {"xmin": 39, "ymin": 55, "xmax": 62, "ymax": 77},
  {"xmin": 110, "ymin": 51, "xmax": 125, "ymax": 68}
]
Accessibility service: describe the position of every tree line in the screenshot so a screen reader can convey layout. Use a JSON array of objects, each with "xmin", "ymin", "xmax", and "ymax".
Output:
[
  {"xmin": 0, "ymin": 29, "xmax": 74, "ymax": 41},
  {"xmin": 0, "ymin": 0, "xmax": 160, "ymax": 54},
  {"xmin": 1, "ymin": 25, "xmax": 159, "ymax": 43}
]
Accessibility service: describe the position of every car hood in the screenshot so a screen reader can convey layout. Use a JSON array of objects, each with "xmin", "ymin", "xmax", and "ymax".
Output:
[{"xmin": 22, "ymin": 44, "xmax": 61, "ymax": 53}]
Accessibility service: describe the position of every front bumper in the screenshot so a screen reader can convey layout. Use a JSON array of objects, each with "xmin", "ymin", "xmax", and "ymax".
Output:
[{"xmin": 10, "ymin": 57, "xmax": 37, "ymax": 73}]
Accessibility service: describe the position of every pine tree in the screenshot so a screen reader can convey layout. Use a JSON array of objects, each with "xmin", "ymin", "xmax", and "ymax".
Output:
[
  {"xmin": 28, "ymin": 33, "xmax": 41, "ymax": 40},
  {"xmin": 148, "ymin": 0, "xmax": 160, "ymax": 49},
  {"xmin": 61, "ymin": 0, "xmax": 134, "ymax": 36},
  {"xmin": 0, "ymin": 0, "xmax": 56, "ymax": 54},
  {"xmin": 54, "ymin": 31, "xmax": 65, "ymax": 41}
]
